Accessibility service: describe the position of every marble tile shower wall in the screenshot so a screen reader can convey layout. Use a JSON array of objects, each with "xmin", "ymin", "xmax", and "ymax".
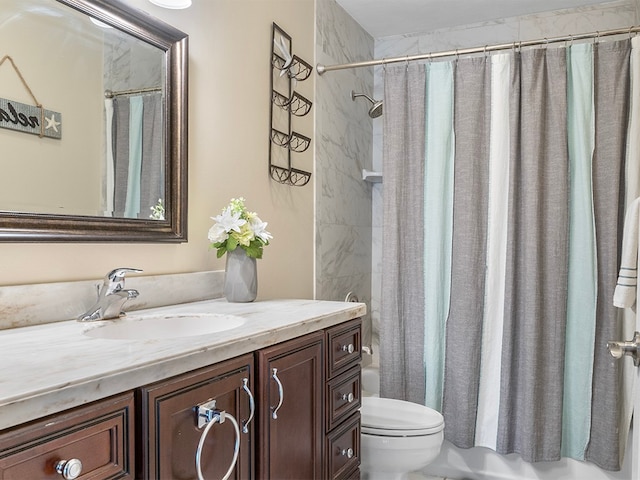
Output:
[
  {"xmin": 370, "ymin": 1, "xmax": 638, "ymax": 362},
  {"xmin": 103, "ymin": 33, "xmax": 162, "ymax": 94},
  {"xmin": 315, "ymin": 0, "xmax": 375, "ymax": 350}
]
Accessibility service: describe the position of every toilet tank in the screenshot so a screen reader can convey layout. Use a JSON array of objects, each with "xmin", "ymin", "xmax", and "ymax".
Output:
[{"xmin": 361, "ymin": 366, "xmax": 380, "ymax": 397}]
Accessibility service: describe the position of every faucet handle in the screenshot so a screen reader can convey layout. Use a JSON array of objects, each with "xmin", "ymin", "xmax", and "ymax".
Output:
[
  {"xmin": 106, "ymin": 267, "xmax": 143, "ymax": 279},
  {"xmin": 104, "ymin": 267, "xmax": 143, "ymax": 292}
]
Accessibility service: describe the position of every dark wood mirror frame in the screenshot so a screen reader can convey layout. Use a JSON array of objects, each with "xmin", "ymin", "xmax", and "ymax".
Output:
[{"xmin": 0, "ymin": 0, "xmax": 188, "ymax": 242}]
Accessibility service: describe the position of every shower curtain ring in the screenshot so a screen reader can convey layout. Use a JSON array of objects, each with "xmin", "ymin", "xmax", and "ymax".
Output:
[{"xmin": 405, "ymin": 55, "xmax": 409, "ymax": 70}]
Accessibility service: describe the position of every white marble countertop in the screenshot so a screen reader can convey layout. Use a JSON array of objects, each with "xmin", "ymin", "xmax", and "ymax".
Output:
[{"xmin": 0, "ymin": 298, "xmax": 366, "ymax": 431}]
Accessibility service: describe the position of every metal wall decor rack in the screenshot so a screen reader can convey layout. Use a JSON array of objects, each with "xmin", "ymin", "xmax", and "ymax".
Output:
[{"xmin": 269, "ymin": 23, "xmax": 313, "ymax": 187}]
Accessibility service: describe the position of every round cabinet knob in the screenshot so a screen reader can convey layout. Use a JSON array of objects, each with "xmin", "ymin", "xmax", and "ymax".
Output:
[
  {"xmin": 341, "ymin": 343, "xmax": 355, "ymax": 354},
  {"xmin": 341, "ymin": 392, "xmax": 355, "ymax": 403},
  {"xmin": 341, "ymin": 448, "xmax": 354, "ymax": 459},
  {"xmin": 55, "ymin": 459, "xmax": 83, "ymax": 480}
]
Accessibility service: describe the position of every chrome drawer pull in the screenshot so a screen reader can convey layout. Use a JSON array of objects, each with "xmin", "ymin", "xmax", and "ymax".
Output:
[
  {"xmin": 271, "ymin": 368, "xmax": 284, "ymax": 420},
  {"xmin": 55, "ymin": 459, "xmax": 83, "ymax": 480},
  {"xmin": 341, "ymin": 447, "xmax": 354, "ymax": 459},
  {"xmin": 241, "ymin": 377, "xmax": 255, "ymax": 434},
  {"xmin": 341, "ymin": 343, "xmax": 355, "ymax": 354},
  {"xmin": 341, "ymin": 392, "xmax": 355, "ymax": 403}
]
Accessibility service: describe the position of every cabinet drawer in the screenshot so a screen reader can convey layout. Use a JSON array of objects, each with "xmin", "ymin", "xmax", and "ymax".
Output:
[
  {"xmin": 326, "ymin": 318, "xmax": 362, "ymax": 378},
  {"xmin": 326, "ymin": 413, "xmax": 360, "ymax": 480},
  {"xmin": 0, "ymin": 392, "xmax": 134, "ymax": 480},
  {"xmin": 326, "ymin": 366, "xmax": 361, "ymax": 431}
]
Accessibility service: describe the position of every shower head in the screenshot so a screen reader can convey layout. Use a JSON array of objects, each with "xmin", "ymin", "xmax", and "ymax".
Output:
[{"xmin": 351, "ymin": 90, "xmax": 383, "ymax": 118}]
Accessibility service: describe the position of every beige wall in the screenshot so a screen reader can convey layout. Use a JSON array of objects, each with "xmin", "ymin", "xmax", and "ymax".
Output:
[{"xmin": 0, "ymin": 0, "xmax": 315, "ymax": 301}]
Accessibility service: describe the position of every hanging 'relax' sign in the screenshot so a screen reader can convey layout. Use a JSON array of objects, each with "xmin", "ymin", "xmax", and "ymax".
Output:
[
  {"xmin": 0, "ymin": 98, "xmax": 61, "ymax": 139},
  {"xmin": 0, "ymin": 55, "xmax": 62, "ymax": 140}
]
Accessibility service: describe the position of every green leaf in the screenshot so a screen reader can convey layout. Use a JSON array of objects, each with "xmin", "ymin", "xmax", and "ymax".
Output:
[{"xmin": 244, "ymin": 243, "xmax": 262, "ymax": 258}]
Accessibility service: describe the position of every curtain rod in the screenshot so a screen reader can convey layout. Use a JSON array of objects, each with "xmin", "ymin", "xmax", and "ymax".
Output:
[
  {"xmin": 316, "ymin": 24, "xmax": 640, "ymax": 75},
  {"xmin": 104, "ymin": 86, "xmax": 162, "ymax": 98}
]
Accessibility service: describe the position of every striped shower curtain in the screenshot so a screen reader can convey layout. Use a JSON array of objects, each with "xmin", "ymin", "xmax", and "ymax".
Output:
[
  {"xmin": 380, "ymin": 38, "xmax": 640, "ymax": 471},
  {"xmin": 105, "ymin": 92, "xmax": 163, "ymax": 219}
]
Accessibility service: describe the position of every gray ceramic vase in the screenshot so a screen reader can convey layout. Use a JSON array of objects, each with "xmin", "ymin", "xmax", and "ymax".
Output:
[{"xmin": 224, "ymin": 248, "xmax": 257, "ymax": 302}]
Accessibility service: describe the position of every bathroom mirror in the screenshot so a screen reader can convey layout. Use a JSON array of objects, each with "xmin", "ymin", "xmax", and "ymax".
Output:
[{"xmin": 0, "ymin": 0, "xmax": 188, "ymax": 241}]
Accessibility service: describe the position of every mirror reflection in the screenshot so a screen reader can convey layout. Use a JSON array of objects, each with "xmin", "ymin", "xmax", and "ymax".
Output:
[{"xmin": 0, "ymin": 0, "xmax": 166, "ymax": 220}]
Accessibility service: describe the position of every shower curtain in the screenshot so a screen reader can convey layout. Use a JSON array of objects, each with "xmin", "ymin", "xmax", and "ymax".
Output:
[
  {"xmin": 380, "ymin": 38, "xmax": 640, "ymax": 471},
  {"xmin": 105, "ymin": 92, "xmax": 163, "ymax": 219}
]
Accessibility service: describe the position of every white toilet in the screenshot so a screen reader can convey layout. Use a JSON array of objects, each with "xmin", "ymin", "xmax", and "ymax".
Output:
[{"xmin": 360, "ymin": 367, "xmax": 445, "ymax": 480}]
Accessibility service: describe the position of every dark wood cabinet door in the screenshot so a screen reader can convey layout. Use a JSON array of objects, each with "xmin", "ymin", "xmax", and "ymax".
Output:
[
  {"xmin": 138, "ymin": 354, "xmax": 254, "ymax": 480},
  {"xmin": 256, "ymin": 331, "xmax": 324, "ymax": 480}
]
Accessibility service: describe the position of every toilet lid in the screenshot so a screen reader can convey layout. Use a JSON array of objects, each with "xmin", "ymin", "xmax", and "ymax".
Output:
[{"xmin": 360, "ymin": 397, "xmax": 444, "ymax": 436}]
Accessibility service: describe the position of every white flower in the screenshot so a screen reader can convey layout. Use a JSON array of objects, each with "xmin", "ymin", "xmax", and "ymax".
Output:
[
  {"xmin": 207, "ymin": 223, "xmax": 229, "ymax": 244},
  {"xmin": 212, "ymin": 206, "xmax": 246, "ymax": 233},
  {"xmin": 249, "ymin": 216, "xmax": 273, "ymax": 243}
]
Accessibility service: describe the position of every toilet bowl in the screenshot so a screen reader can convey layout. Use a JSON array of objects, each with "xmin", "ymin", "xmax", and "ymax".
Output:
[{"xmin": 360, "ymin": 369, "xmax": 445, "ymax": 480}]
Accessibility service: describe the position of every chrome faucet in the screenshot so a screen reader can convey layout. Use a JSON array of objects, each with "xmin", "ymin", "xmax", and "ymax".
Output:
[{"xmin": 78, "ymin": 268, "xmax": 143, "ymax": 322}]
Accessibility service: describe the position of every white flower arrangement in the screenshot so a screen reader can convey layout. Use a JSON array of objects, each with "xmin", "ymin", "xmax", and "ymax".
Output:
[
  {"xmin": 208, "ymin": 197, "xmax": 272, "ymax": 259},
  {"xmin": 149, "ymin": 198, "xmax": 165, "ymax": 220}
]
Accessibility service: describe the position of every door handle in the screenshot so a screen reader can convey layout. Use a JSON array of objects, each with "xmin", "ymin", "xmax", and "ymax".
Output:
[
  {"xmin": 271, "ymin": 368, "xmax": 284, "ymax": 420},
  {"xmin": 608, "ymin": 331, "xmax": 640, "ymax": 366},
  {"xmin": 241, "ymin": 377, "xmax": 255, "ymax": 434}
]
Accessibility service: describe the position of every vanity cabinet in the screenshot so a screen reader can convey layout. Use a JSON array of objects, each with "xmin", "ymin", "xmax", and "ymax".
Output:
[
  {"xmin": 0, "ymin": 392, "xmax": 134, "ymax": 479},
  {"xmin": 137, "ymin": 354, "xmax": 254, "ymax": 480},
  {"xmin": 0, "ymin": 316, "xmax": 362, "ymax": 480}
]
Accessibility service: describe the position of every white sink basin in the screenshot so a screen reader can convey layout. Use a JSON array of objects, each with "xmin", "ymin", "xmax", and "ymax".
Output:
[{"xmin": 84, "ymin": 313, "xmax": 245, "ymax": 340}]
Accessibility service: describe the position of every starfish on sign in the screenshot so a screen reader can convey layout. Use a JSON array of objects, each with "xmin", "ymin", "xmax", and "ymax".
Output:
[{"xmin": 45, "ymin": 114, "xmax": 60, "ymax": 132}]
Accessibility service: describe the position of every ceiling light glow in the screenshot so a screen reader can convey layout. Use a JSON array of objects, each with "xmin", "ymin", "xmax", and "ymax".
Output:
[{"xmin": 148, "ymin": 0, "xmax": 192, "ymax": 9}]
